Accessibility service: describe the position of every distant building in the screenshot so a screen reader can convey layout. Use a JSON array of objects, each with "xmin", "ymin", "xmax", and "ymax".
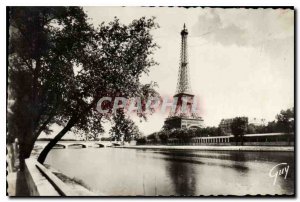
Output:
[{"xmin": 248, "ymin": 118, "xmax": 266, "ymax": 126}]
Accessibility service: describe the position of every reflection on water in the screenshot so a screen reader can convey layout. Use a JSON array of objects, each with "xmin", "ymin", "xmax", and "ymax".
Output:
[{"xmin": 45, "ymin": 148, "xmax": 294, "ymax": 196}]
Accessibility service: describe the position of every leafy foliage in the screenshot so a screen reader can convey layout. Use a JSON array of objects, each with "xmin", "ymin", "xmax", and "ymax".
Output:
[
  {"xmin": 246, "ymin": 108, "xmax": 294, "ymax": 134},
  {"xmin": 136, "ymin": 136, "xmax": 147, "ymax": 145},
  {"xmin": 8, "ymin": 7, "xmax": 160, "ymax": 164},
  {"xmin": 8, "ymin": 7, "xmax": 95, "ymax": 165},
  {"xmin": 230, "ymin": 117, "xmax": 248, "ymax": 145},
  {"xmin": 276, "ymin": 108, "xmax": 294, "ymax": 133},
  {"xmin": 109, "ymin": 109, "xmax": 142, "ymax": 142}
]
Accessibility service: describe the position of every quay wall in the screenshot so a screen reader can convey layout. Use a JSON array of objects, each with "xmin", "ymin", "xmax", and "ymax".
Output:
[
  {"xmin": 24, "ymin": 159, "xmax": 59, "ymax": 196},
  {"xmin": 24, "ymin": 158, "xmax": 95, "ymax": 196}
]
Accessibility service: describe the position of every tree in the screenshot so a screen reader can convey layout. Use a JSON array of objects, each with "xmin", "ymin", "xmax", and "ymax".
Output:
[
  {"xmin": 218, "ymin": 127, "xmax": 227, "ymax": 136},
  {"xmin": 193, "ymin": 126, "xmax": 221, "ymax": 137},
  {"xmin": 74, "ymin": 128, "xmax": 104, "ymax": 141},
  {"xmin": 230, "ymin": 117, "xmax": 248, "ymax": 145},
  {"xmin": 8, "ymin": 7, "xmax": 95, "ymax": 168},
  {"xmin": 276, "ymin": 108, "xmax": 294, "ymax": 134},
  {"xmin": 37, "ymin": 16, "xmax": 159, "ymax": 163},
  {"xmin": 167, "ymin": 128, "xmax": 196, "ymax": 143},
  {"xmin": 158, "ymin": 130, "xmax": 170, "ymax": 144},
  {"xmin": 109, "ymin": 82, "xmax": 158, "ymax": 143},
  {"xmin": 147, "ymin": 132, "xmax": 160, "ymax": 144},
  {"xmin": 136, "ymin": 136, "xmax": 147, "ymax": 145},
  {"xmin": 8, "ymin": 7, "xmax": 159, "ymax": 164},
  {"xmin": 101, "ymin": 136, "xmax": 112, "ymax": 141},
  {"xmin": 247, "ymin": 124, "xmax": 257, "ymax": 134},
  {"xmin": 109, "ymin": 109, "xmax": 142, "ymax": 142}
]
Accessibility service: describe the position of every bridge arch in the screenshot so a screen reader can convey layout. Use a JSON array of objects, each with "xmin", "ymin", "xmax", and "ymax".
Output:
[
  {"xmin": 53, "ymin": 144, "xmax": 66, "ymax": 149},
  {"xmin": 112, "ymin": 142, "xmax": 121, "ymax": 146},
  {"xmin": 94, "ymin": 143, "xmax": 105, "ymax": 148},
  {"xmin": 68, "ymin": 143, "xmax": 87, "ymax": 148}
]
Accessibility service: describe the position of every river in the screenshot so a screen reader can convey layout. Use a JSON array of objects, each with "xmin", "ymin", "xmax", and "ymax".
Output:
[{"xmin": 45, "ymin": 147, "xmax": 294, "ymax": 196}]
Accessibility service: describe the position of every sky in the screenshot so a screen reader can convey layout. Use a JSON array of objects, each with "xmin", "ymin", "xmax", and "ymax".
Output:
[{"xmin": 40, "ymin": 7, "xmax": 294, "ymax": 138}]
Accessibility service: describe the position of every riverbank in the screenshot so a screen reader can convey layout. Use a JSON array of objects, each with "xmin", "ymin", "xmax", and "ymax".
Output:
[
  {"xmin": 7, "ymin": 144, "xmax": 95, "ymax": 196},
  {"xmin": 120, "ymin": 145, "xmax": 294, "ymax": 152},
  {"xmin": 43, "ymin": 164, "xmax": 95, "ymax": 196}
]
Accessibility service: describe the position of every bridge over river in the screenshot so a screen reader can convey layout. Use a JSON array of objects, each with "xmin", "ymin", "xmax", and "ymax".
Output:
[{"xmin": 34, "ymin": 140, "xmax": 121, "ymax": 149}]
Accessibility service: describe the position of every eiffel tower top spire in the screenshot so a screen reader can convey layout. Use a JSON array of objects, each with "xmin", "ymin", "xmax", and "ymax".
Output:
[{"xmin": 175, "ymin": 23, "xmax": 192, "ymax": 96}]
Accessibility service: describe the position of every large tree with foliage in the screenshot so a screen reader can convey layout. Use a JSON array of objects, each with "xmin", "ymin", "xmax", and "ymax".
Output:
[
  {"xmin": 230, "ymin": 117, "xmax": 248, "ymax": 145},
  {"xmin": 109, "ymin": 109, "xmax": 142, "ymax": 142},
  {"xmin": 8, "ymin": 7, "xmax": 159, "ymax": 165},
  {"xmin": 276, "ymin": 107, "xmax": 294, "ymax": 134},
  {"xmin": 109, "ymin": 83, "xmax": 159, "ymax": 142},
  {"xmin": 37, "ymin": 15, "xmax": 159, "ymax": 163},
  {"xmin": 8, "ymin": 7, "xmax": 96, "ymax": 168}
]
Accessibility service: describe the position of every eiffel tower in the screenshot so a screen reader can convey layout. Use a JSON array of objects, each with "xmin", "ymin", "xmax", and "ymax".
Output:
[{"xmin": 164, "ymin": 24, "xmax": 204, "ymax": 130}]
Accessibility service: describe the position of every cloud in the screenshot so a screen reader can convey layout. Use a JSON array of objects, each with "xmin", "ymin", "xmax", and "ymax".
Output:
[
  {"xmin": 191, "ymin": 9, "xmax": 246, "ymax": 46},
  {"xmin": 191, "ymin": 8, "xmax": 294, "ymax": 48}
]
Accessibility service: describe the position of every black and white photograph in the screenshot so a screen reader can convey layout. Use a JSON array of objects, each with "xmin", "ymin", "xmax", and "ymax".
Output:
[{"xmin": 6, "ymin": 5, "xmax": 295, "ymax": 197}]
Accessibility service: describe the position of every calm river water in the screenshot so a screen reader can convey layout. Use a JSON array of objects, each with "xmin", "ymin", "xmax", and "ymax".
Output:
[{"xmin": 45, "ymin": 148, "xmax": 294, "ymax": 196}]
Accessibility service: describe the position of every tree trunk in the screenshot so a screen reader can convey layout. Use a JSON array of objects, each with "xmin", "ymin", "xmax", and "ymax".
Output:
[
  {"xmin": 37, "ymin": 117, "xmax": 76, "ymax": 164},
  {"xmin": 18, "ymin": 133, "xmax": 36, "ymax": 171},
  {"xmin": 37, "ymin": 99, "xmax": 99, "ymax": 164},
  {"xmin": 241, "ymin": 135, "xmax": 244, "ymax": 146},
  {"xmin": 19, "ymin": 143, "xmax": 35, "ymax": 170}
]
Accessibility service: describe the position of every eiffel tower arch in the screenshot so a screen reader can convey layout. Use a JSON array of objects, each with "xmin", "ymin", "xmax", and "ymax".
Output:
[{"xmin": 164, "ymin": 24, "xmax": 204, "ymax": 130}]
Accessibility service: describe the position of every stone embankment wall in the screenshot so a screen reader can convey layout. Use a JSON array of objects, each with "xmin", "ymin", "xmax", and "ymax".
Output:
[{"xmin": 24, "ymin": 158, "xmax": 95, "ymax": 196}]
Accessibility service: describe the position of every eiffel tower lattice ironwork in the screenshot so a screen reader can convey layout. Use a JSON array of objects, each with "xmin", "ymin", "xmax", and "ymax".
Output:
[
  {"xmin": 175, "ymin": 23, "xmax": 192, "ymax": 95},
  {"xmin": 163, "ymin": 24, "xmax": 204, "ymax": 130}
]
